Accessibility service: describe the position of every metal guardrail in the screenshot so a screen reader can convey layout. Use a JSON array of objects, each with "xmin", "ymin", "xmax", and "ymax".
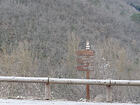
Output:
[{"xmin": 0, "ymin": 76, "xmax": 140, "ymax": 102}]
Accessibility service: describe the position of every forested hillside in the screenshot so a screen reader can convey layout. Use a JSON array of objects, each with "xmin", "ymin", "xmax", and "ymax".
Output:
[
  {"xmin": 0, "ymin": 0, "xmax": 140, "ymax": 102},
  {"xmin": 126, "ymin": 0, "xmax": 140, "ymax": 12}
]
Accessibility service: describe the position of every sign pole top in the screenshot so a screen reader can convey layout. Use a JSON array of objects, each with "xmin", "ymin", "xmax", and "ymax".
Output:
[{"xmin": 86, "ymin": 40, "xmax": 90, "ymax": 50}]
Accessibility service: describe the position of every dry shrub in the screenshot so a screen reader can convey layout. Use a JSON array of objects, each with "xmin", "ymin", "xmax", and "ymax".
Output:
[
  {"xmin": 91, "ymin": 38, "xmax": 140, "ymax": 102},
  {"xmin": 67, "ymin": 32, "xmax": 80, "ymax": 77},
  {"xmin": 0, "ymin": 40, "xmax": 38, "ymax": 76},
  {"xmin": 0, "ymin": 40, "xmax": 43, "ymax": 99},
  {"xmin": 93, "ymin": 38, "xmax": 130, "ymax": 79}
]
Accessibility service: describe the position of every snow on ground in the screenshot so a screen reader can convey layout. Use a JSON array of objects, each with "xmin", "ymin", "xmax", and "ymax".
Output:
[{"xmin": 0, "ymin": 99, "xmax": 140, "ymax": 105}]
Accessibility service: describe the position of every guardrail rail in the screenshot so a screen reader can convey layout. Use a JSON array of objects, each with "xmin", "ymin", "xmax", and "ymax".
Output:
[{"xmin": 0, "ymin": 76, "xmax": 140, "ymax": 102}]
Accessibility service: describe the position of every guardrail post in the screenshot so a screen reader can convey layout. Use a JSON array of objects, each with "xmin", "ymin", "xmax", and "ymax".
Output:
[
  {"xmin": 106, "ymin": 85, "xmax": 112, "ymax": 102},
  {"xmin": 45, "ymin": 83, "xmax": 51, "ymax": 100}
]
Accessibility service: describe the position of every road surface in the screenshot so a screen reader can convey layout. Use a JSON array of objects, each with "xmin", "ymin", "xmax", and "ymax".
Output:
[{"xmin": 0, "ymin": 99, "xmax": 139, "ymax": 105}]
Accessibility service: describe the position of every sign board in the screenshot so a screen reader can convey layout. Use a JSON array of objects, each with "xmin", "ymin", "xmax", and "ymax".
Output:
[
  {"xmin": 76, "ymin": 49, "xmax": 94, "ymax": 71},
  {"xmin": 76, "ymin": 50, "xmax": 94, "ymax": 56},
  {"xmin": 77, "ymin": 58, "xmax": 89, "ymax": 64},
  {"xmin": 77, "ymin": 65, "xmax": 89, "ymax": 71}
]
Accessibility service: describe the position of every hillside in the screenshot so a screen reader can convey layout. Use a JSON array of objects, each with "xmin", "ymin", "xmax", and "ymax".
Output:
[
  {"xmin": 126, "ymin": 0, "xmax": 140, "ymax": 11},
  {"xmin": 126, "ymin": 0, "xmax": 140, "ymax": 6},
  {"xmin": 0, "ymin": 0, "xmax": 140, "ymax": 103}
]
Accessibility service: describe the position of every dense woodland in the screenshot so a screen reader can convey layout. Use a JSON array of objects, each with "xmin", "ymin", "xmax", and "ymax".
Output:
[{"xmin": 0, "ymin": 0, "xmax": 140, "ymax": 103}]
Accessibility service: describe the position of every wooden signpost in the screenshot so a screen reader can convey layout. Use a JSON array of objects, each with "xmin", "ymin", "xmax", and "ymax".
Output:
[{"xmin": 76, "ymin": 41, "xmax": 94, "ymax": 101}]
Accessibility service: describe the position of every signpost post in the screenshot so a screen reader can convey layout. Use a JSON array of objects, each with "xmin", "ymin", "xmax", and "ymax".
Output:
[{"xmin": 76, "ymin": 41, "xmax": 94, "ymax": 101}]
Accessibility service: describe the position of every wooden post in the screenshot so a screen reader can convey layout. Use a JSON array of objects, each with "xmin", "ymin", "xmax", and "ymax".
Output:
[
  {"xmin": 86, "ymin": 71, "xmax": 90, "ymax": 101},
  {"xmin": 86, "ymin": 40, "xmax": 90, "ymax": 101},
  {"xmin": 106, "ymin": 85, "xmax": 112, "ymax": 102},
  {"xmin": 45, "ymin": 83, "xmax": 51, "ymax": 100}
]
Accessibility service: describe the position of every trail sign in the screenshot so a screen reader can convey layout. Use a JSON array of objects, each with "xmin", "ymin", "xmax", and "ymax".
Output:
[
  {"xmin": 76, "ymin": 50, "xmax": 94, "ymax": 71},
  {"xmin": 76, "ymin": 40, "xmax": 95, "ymax": 101}
]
